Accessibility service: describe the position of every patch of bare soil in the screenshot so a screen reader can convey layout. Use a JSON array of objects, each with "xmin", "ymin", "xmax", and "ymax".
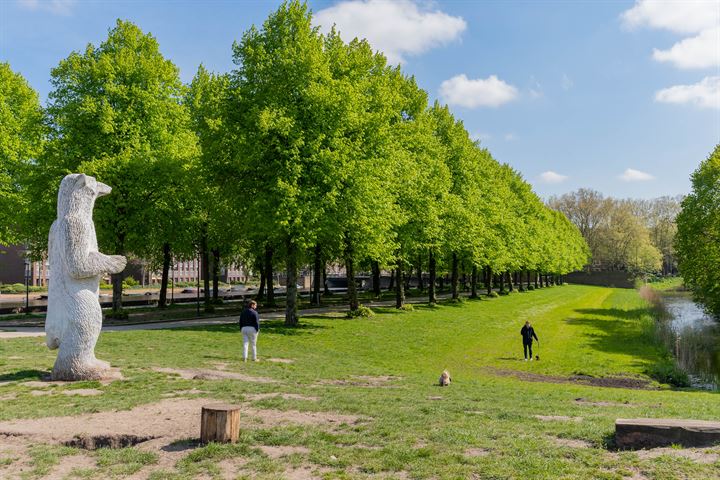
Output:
[
  {"xmin": 153, "ymin": 367, "xmax": 276, "ymax": 383},
  {"xmin": 315, "ymin": 375, "xmax": 402, "ymax": 388},
  {"xmin": 486, "ymin": 367, "xmax": 655, "ymax": 390},
  {"xmin": 282, "ymin": 464, "xmax": 333, "ymax": 480},
  {"xmin": 0, "ymin": 393, "xmax": 17, "ymax": 400},
  {"xmin": 161, "ymin": 389, "xmax": 209, "ymax": 397},
  {"xmin": 245, "ymin": 392, "xmax": 319, "ymax": 401},
  {"xmin": 266, "ymin": 358, "xmax": 294, "ymax": 364},
  {"xmin": 0, "ymin": 398, "xmax": 365, "ymax": 446},
  {"xmin": 635, "ymin": 447, "xmax": 719, "ymax": 464},
  {"xmin": 574, "ymin": 397, "xmax": 633, "ymax": 407},
  {"xmin": 464, "ymin": 447, "xmax": 490, "ymax": 457},
  {"xmin": 30, "ymin": 390, "xmax": 52, "ymax": 396},
  {"xmin": 550, "ymin": 436, "xmax": 593, "ymax": 448},
  {"xmin": 534, "ymin": 415, "xmax": 583, "ymax": 422},
  {"xmin": 62, "ymin": 389, "xmax": 103, "ymax": 396},
  {"xmin": 259, "ymin": 445, "xmax": 310, "ymax": 458}
]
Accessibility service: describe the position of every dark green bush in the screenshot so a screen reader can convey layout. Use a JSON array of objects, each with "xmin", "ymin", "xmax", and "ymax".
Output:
[
  {"xmin": 487, "ymin": 291, "xmax": 499, "ymax": 298},
  {"xmin": 347, "ymin": 305, "xmax": 374, "ymax": 318},
  {"xmin": 106, "ymin": 309, "xmax": 129, "ymax": 320},
  {"xmin": 646, "ymin": 360, "xmax": 690, "ymax": 388}
]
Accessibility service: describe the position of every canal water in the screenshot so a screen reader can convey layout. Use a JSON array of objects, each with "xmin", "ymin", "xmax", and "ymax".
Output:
[{"xmin": 658, "ymin": 293, "xmax": 720, "ymax": 390}]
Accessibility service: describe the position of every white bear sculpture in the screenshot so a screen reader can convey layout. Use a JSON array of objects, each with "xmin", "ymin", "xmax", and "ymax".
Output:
[{"xmin": 45, "ymin": 173, "xmax": 126, "ymax": 381}]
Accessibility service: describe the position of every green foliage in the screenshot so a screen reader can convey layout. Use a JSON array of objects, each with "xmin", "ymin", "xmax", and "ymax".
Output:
[
  {"xmin": 0, "ymin": 283, "xmax": 43, "ymax": 294},
  {"xmin": 676, "ymin": 145, "xmax": 720, "ymax": 317},
  {"xmin": 106, "ymin": 309, "xmax": 129, "ymax": 320},
  {"xmin": 646, "ymin": 358, "xmax": 690, "ymax": 388},
  {"xmin": 398, "ymin": 303, "xmax": 415, "ymax": 312},
  {"xmin": 122, "ymin": 276, "xmax": 139, "ymax": 288},
  {"xmin": 346, "ymin": 305, "xmax": 375, "ymax": 318},
  {"xmin": 0, "ymin": 63, "xmax": 44, "ymax": 246},
  {"xmin": 487, "ymin": 291, "xmax": 500, "ymax": 298}
]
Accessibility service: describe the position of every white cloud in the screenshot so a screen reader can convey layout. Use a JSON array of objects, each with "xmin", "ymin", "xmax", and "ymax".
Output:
[
  {"xmin": 539, "ymin": 171, "xmax": 568, "ymax": 184},
  {"xmin": 314, "ymin": 0, "xmax": 466, "ymax": 64},
  {"xmin": 652, "ymin": 26, "xmax": 720, "ymax": 69},
  {"xmin": 655, "ymin": 75, "xmax": 720, "ymax": 109},
  {"xmin": 619, "ymin": 168, "xmax": 655, "ymax": 182},
  {"xmin": 561, "ymin": 73, "xmax": 574, "ymax": 90},
  {"xmin": 621, "ymin": 0, "xmax": 719, "ymax": 34},
  {"xmin": 17, "ymin": 0, "xmax": 76, "ymax": 15},
  {"xmin": 439, "ymin": 74, "xmax": 519, "ymax": 108}
]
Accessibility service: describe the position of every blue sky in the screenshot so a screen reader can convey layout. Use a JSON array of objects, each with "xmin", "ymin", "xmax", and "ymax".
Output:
[{"xmin": 1, "ymin": 0, "xmax": 718, "ymax": 199}]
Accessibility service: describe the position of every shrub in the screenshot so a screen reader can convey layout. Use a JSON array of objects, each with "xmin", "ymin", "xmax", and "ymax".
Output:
[
  {"xmin": 486, "ymin": 291, "xmax": 499, "ymax": 298},
  {"xmin": 346, "ymin": 305, "xmax": 374, "ymax": 318},
  {"xmin": 527, "ymin": 285, "xmax": 535, "ymax": 291},
  {"xmin": 518, "ymin": 286, "xmax": 526, "ymax": 292},
  {"xmin": 100, "ymin": 282, "xmax": 113, "ymax": 290},
  {"xmin": 499, "ymin": 290, "xmax": 510, "ymax": 296},
  {"xmin": 398, "ymin": 303, "xmax": 414, "ymax": 312},
  {"xmin": 106, "ymin": 309, "xmax": 129, "ymax": 320},
  {"xmin": 646, "ymin": 360, "xmax": 690, "ymax": 388},
  {"xmin": 122, "ymin": 276, "xmax": 139, "ymax": 288}
]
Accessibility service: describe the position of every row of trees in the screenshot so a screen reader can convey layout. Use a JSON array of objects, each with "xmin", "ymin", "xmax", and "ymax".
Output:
[
  {"xmin": 1, "ymin": 2, "xmax": 589, "ymax": 325},
  {"xmin": 676, "ymin": 145, "xmax": 720, "ymax": 317},
  {"xmin": 548, "ymin": 189, "xmax": 682, "ymax": 275}
]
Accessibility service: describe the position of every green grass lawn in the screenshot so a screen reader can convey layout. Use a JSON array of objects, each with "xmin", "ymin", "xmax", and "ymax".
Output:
[{"xmin": 0, "ymin": 284, "xmax": 718, "ymax": 479}]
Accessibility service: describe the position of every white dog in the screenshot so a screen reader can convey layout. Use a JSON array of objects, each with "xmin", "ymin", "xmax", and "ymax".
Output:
[{"xmin": 439, "ymin": 370, "xmax": 451, "ymax": 386}]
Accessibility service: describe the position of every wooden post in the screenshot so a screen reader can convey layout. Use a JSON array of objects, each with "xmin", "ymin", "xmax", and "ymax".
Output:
[{"xmin": 201, "ymin": 404, "xmax": 241, "ymax": 444}]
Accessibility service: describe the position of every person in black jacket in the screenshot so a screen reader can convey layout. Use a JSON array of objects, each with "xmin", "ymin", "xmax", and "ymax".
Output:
[
  {"xmin": 520, "ymin": 321, "xmax": 539, "ymax": 361},
  {"xmin": 239, "ymin": 300, "xmax": 260, "ymax": 362}
]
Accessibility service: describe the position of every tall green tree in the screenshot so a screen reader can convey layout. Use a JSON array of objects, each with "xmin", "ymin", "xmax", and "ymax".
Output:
[
  {"xmin": 40, "ymin": 19, "xmax": 197, "ymax": 311},
  {"xmin": 676, "ymin": 144, "xmax": 720, "ymax": 316},
  {"xmin": 229, "ymin": 1, "xmax": 338, "ymax": 325},
  {"xmin": 0, "ymin": 63, "xmax": 44, "ymax": 246}
]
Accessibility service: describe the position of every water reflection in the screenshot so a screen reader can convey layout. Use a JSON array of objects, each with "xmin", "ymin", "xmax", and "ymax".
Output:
[{"xmin": 658, "ymin": 293, "xmax": 720, "ymax": 390}]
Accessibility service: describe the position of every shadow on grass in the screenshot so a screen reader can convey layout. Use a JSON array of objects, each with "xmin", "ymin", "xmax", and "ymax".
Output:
[
  {"xmin": 0, "ymin": 369, "xmax": 49, "ymax": 382},
  {"xmin": 566, "ymin": 306, "xmax": 658, "ymax": 364}
]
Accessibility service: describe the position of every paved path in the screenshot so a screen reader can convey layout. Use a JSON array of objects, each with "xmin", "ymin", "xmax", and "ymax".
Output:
[{"xmin": 0, "ymin": 294, "xmax": 454, "ymax": 338}]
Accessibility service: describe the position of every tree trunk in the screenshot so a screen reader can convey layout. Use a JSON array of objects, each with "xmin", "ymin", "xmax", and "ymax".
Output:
[
  {"xmin": 461, "ymin": 261, "xmax": 467, "ymax": 291},
  {"xmin": 159, "ymin": 242, "xmax": 171, "ymax": 309},
  {"xmin": 470, "ymin": 265, "xmax": 478, "ymax": 298},
  {"xmin": 507, "ymin": 271, "xmax": 514, "ymax": 292},
  {"xmin": 428, "ymin": 248, "xmax": 437, "ymax": 304},
  {"xmin": 323, "ymin": 265, "xmax": 330, "ymax": 295},
  {"xmin": 526, "ymin": 270, "xmax": 531, "ymax": 289},
  {"xmin": 416, "ymin": 255, "xmax": 423, "ymax": 292},
  {"xmin": 201, "ymin": 234, "xmax": 211, "ymax": 311},
  {"xmin": 371, "ymin": 260, "xmax": 381, "ymax": 298},
  {"xmin": 313, "ymin": 244, "xmax": 322, "ymax": 306},
  {"xmin": 534, "ymin": 271, "xmax": 539, "ymax": 289},
  {"xmin": 395, "ymin": 264, "xmax": 405, "ymax": 308},
  {"xmin": 539, "ymin": 272, "xmax": 544, "ymax": 288},
  {"xmin": 257, "ymin": 265, "xmax": 266, "ymax": 301},
  {"xmin": 498, "ymin": 272, "xmax": 505, "ymax": 293},
  {"xmin": 404, "ymin": 265, "xmax": 412, "ymax": 291},
  {"xmin": 439, "ymin": 275, "xmax": 445, "ymax": 292},
  {"xmin": 265, "ymin": 245, "xmax": 275, "ymax": 307},
  {"xmin": 110, "ymin": 233, "xmax": 126, "ymax": 312},
  {"xmin": 285, "ymin": 238, "xmax": 298, "ymax": 326},
  {"xmin": 388, "ymin": 269, "xmax": 395, "ymax": 291},
  {"xmin": 451, "ymin": 252, "xmax": 459, "ymax": 300},
  {"xmin": 212, "ymin": 248, "xmax": 220, "ymax": 302},
  {"xmin": 345, "ymin": 239, "xmax": 358, "ymax": 311},
  {"xmin": 485, "ymin": 266, "xmax": 492, "ymax": 295}
]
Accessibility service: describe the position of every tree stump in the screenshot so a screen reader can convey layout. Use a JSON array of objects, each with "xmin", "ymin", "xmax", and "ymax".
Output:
[{"xmin": 201, "ymin": 404, "xmax": 241, "ymax": 444}]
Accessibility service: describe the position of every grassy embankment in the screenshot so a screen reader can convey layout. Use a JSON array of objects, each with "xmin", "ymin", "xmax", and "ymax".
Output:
[{"xmin": 0, "ymin": 284, "xmax": 718, "ymax": 479}]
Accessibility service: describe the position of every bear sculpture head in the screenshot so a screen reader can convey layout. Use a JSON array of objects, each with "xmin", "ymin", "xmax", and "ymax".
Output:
[{"xmin": 56, "ymin": 173, "xmax": 111, "ymax": 219}]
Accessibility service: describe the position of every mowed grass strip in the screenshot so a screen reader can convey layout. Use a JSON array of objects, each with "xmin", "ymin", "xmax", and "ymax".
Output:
[{"xmin": 1, "ymin": 284, "xmax": 718, "ymax": 479}]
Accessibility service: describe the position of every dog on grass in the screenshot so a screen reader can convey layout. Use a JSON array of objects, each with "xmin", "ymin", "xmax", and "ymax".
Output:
[{"xmin": 439, "ymin": 370, "xmax": 451, "ymax": 387}]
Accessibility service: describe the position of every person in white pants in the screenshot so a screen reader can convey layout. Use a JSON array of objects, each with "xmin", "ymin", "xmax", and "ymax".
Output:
[{"xmin": 239, "ymin": 300, "xmax": 260, "ymax": 362}]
